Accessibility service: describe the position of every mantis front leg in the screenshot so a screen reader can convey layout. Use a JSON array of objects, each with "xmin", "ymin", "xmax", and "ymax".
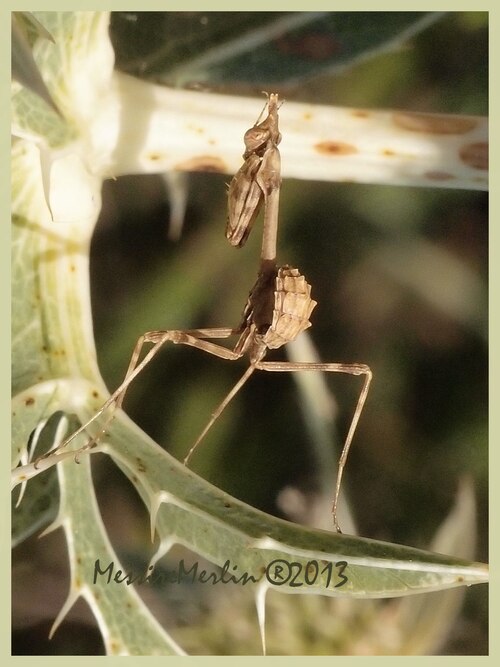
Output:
[{"xmin": 35, "ymin": 327, "xmax": 241, "ymax": 464}]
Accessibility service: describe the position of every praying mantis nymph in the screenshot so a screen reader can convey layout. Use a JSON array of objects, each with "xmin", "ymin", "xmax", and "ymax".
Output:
[{"xmin": 35, "ymin": 93, "xmax": 372, "ymax": 534}]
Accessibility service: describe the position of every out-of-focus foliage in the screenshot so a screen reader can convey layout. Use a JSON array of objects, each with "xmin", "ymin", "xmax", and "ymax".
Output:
[{"xmin": 110, "ymin": 12, "xmax": 444, "ymax": 87}]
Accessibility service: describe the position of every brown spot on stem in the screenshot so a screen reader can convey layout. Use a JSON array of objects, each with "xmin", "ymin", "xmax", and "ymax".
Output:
[
  {"xmin": 109, "ymin": 642, "xmax": 120, "ymax": 655},
  {"xmin": 315, "ymin": 141, "xmax": 358, "ymax": 156},
  {"xmin": 25, "ymin": 397, "xmax": 35, "ymax": 406},
  {"xmin": 424, "ymin": 170, "xmax": 455, "ymax": 181},
  {"xmin": 393, "ymin": 112, "xmax": 478, "ymax": 135},
  {"xmin": 147, "ymin": 152, "xmax": 165, "ymax": 162},
  {"xmin": 459, "ymin": 142, "xmax": 488, "ymax": 170},
  {"xmin": 382, "ymin": 149, "xmax": 396, "ymax": 157},
  {"xmin": 352, "ymin": 110, "xmax": 370, "ymax": 119},
  {"xmin": 176, "ymin": 156, "xmax": 226, "ymax": 173}
]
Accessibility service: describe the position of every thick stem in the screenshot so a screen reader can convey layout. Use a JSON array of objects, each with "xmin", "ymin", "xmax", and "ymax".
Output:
[{"xmin": 102, "ymin": 72, "xmax": 488, "ymax": 191}]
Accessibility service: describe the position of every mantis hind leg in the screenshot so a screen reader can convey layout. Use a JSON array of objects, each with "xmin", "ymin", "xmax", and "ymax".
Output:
[{"xmin": 256, "ymin": 360, "xmax": 372, "ymax": 533}]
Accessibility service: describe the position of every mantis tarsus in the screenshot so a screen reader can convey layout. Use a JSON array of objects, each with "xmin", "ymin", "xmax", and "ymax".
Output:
[{"xmin": 36, "ymin": 93, "xmax": 372, "ymax": 533}]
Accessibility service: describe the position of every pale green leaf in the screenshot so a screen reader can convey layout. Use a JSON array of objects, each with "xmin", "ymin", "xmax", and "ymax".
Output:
[{"xmin": 11, "ymin": 12, "xmax": 60, "ymax": 116}]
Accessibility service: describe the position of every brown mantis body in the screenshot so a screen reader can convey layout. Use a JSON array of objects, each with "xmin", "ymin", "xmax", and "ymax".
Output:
[{"xmin": 37, "ymin": 93, "xmax": 372, "ymax": 533}]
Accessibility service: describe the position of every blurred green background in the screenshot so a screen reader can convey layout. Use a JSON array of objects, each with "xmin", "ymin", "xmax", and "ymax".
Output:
[{"xmin": 12, "ymin": 11, "xmax": 487, "ymax": 655}]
